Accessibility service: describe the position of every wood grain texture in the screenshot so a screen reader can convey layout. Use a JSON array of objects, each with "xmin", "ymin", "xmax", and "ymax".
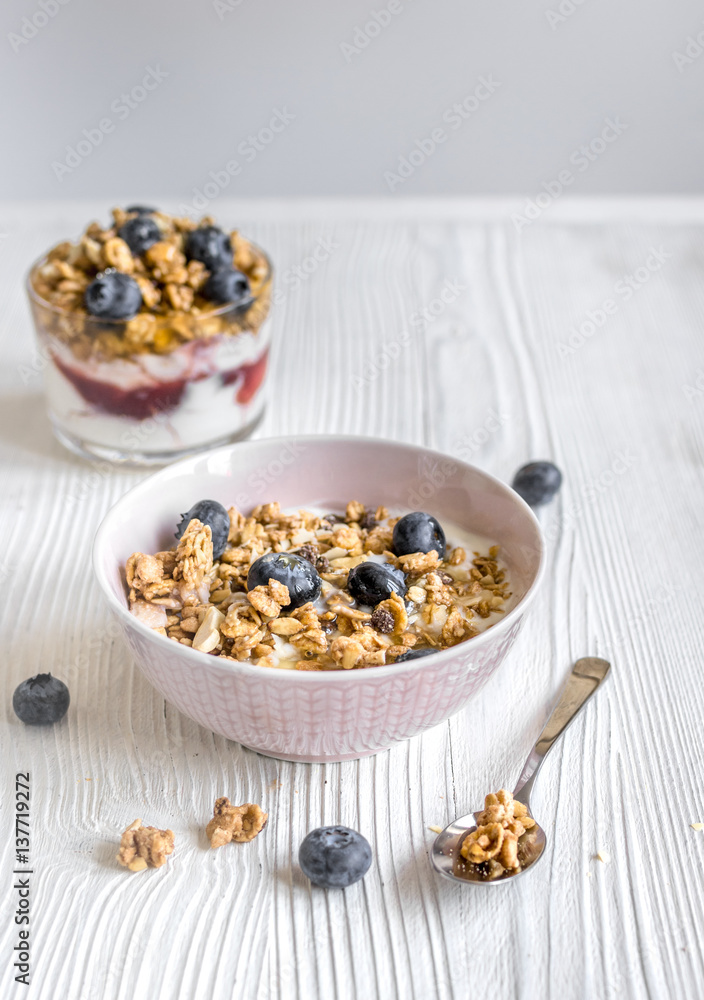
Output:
[{"xmin": 1, "ymin": 199, "xmax": 703, "ymax": 1000}]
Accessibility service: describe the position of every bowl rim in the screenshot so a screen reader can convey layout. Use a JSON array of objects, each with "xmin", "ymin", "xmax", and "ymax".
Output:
[{"xmin": 92, "ymin": 434, "xmax": 546, "ymax": 682}]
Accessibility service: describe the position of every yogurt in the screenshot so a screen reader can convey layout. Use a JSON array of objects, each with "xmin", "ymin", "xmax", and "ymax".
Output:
[{"xmin": 43, "ymin": 322, "xmax": 271, "ymax": 461}]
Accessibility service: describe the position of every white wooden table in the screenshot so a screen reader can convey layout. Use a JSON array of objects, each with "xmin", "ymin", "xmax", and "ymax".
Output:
[{"xmin": 2, "ymin": 198, "xmax": 704, "ymax": 1000}]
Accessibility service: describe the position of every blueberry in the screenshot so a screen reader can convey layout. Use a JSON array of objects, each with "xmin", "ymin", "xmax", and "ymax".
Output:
[
  {"xmin": 299, "ymin": 826, "xmax": 372, "ymax": 889},
  {"xmin": 118, "ymin": 215, "xmax": 161, "ymax": 255},
  {"xmin": 392, "ymin": 512, "xmax": 446, "ymax": 559},
  {"xmin": 125, "ymin": 205, "xmax": 157, "ymax": 215},
  {"xmin": 185, "ymin": 226, "xmax": 232, "ymax": 271},
  {"xmin": 394, "ymin": 648, "xmax": 436, "ymax": 663},
  {"xmin": 512, "ymin": 461, "xmax": 562, "ymax": 507},
  {"xmin": 13, "ymin": 674, "xmax": 70, "ymax": 725},
  {"xmin": 84, "ymin": 271, "xmax": 142, "ymax": 320},
  {"xmin": 248, "ymin": 552, "xmax": 321, "ymax": 610},
  {"xmin": 202, "ymin": 268, "xmax": 251, "ymax": 307},
  {"xmin": 175, "ymin": 500, "xmax": 230, "ymax": 560},
  {"xmin": 347, "ymin": 562, "xmax": 407, "ymax": 606}
]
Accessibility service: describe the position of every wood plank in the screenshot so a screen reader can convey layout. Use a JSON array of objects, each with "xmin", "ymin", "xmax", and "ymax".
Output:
[{"xmin": 0, "ymin": 201, "xmax": 702, "ymax": 1000}]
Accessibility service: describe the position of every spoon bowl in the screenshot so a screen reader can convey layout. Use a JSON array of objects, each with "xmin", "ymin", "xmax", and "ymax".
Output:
[
  {"xmin": 432, "ymin": 810, "xmax": 547, "ymax": 885},
  {"xmin": 431, "ymin": 657, "xmax": 610, "ymax": 885}
]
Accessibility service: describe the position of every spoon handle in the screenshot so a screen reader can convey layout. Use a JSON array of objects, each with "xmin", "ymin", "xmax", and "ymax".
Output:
[{"xmin": 513, "ymin": 657, "xmax": 611, "ymax": 801}]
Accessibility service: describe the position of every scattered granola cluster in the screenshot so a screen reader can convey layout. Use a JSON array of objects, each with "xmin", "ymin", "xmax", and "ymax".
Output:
[
  {"xmin": 117, "ymin": 796, "xmax": 267, "ymax": 872},
  {"xmin": 116, "ymin": 819, "xmax": 175, "ymax": 872},
  {"xmin": 458, "ymin": 789, "xmax": 538, "ymax": 880},
  {"xmin": 125, "ymin": 501, "xmax": 511, "ymax": 670},
  {"xmin": 206, "ymin": 798, "xmax": 268, "ymax": 848},
  {"xmin": 28, "ymin": 207, "xmax": 271, "ymax": 362}
]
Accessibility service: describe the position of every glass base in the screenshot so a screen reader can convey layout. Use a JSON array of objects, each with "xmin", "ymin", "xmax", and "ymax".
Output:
[{"xmin": 50, "ymin": 409, "xmax": 265, "ymax": 469}]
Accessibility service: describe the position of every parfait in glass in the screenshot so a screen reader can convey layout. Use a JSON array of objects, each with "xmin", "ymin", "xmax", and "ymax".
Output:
[{"xmin": 26, "ymin": 206, "xmax": 273, "ymax": 465}]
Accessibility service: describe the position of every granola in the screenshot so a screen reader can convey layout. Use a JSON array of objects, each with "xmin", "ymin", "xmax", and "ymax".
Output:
[
  {"xmin": 28, "ymin": 207, "xmax": 271, "ymax": 364},
  {"xmin": 125, "ymin": 502, "xmax": 512, "ymax": 671},
  {"xmin": 457, "ymin": 789, "xmax": 538, "ymax": 880},
  {"xmin": 116, "ymin": 819, "xmax": 175, "ymax": 872},
  {"xmin": 174, "ymin": 519, "xmax": 213, "ymax": 589},
  {"xmin": 206, "ymin": 797, "xmax": 268, "ymax": 847}
]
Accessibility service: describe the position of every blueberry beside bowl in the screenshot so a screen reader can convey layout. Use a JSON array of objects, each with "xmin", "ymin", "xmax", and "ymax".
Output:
[{"xmin": 299, "ymin": 826, "xmax": 372, "ymax": 888}]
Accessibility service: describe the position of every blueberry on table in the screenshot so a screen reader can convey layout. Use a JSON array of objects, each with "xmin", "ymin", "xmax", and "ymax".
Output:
[
  {"xmin": 299, "ymin": 826, "xmax": 372, "ymax": 889},
  {"xmin": 512, "ymin": 461, "xmax": 562, "ymax": 507},
  {"xmin": 394, "ymin": 648, "xmax": 436, "ymax": 663},
  {"xmin": 392, "ymin": 512, "xmax": 446, "ymax": 559},
  {"xmin": 117, "ymin": 215, "xmax": 161, "ymax": 255},
  {"xmin": 202, "ymin": 268, "xmax": 251, "ymax": 307},
  {"xmin": 13, "ymin": 674, "xmax": 70, "ymax": 725},
  {"xmin": 185, "ymin": 226, "xmax": 233, "ymax": 271},
  {"xmin": 125, "ymin": 205, "xmax": 157, "ymax": 215},
  {"xmin": 347, "ymin": 562, "xmax": 407, "ymax": 607},
  {"xmin": 175, "ymin": 500, "xmax": 230, "ymax": 560},
  {"xmin": 247, "ymin": 553, "xmax": 322, "ymax": 610},
  {"xmin": 84, "ymin": 271, "xmax": 142, "ymax": 320}
]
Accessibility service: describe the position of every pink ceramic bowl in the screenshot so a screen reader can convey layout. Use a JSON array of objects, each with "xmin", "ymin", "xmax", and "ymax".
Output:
[{"xmin": 93, "ymin": 435, "xmax": 545, "ymax": 762}]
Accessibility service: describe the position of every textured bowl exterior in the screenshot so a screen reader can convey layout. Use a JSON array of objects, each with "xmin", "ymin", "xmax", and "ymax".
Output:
[{"xmin": 93, "ymin": 436, "xmax": 544, "ymax": 762}]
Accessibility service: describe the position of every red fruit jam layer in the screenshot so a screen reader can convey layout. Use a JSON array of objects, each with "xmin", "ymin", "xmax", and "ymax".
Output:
[
  {"xmin": 223, "ymin": 348, "xmax": 269, "ymax": 404},
  {"xmin": 54, "ymin": 348, "xmax": 269, "ymax": 420}
]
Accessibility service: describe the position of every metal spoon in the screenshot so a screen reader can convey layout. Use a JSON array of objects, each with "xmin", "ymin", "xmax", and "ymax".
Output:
[{"xmin": 431, "ymin": 656, "xmax": 611, "ymax": 884}]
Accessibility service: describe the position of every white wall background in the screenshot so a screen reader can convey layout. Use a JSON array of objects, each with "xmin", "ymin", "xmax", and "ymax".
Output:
[{"xmin": 2, "ymin": 0, "xmax": 703, "ymax": 199}]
